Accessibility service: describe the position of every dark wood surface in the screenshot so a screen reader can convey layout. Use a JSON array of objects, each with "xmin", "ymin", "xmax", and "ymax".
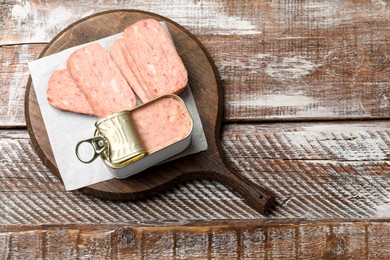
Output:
[{"xmin": 1, "ymin": 0, "xmax": 390, "ymax": 257}]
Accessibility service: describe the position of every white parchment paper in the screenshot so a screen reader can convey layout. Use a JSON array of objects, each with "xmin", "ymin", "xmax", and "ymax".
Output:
[{"xmin": 28, "ymin": 24, "xmax": 208, "ymax": 190}]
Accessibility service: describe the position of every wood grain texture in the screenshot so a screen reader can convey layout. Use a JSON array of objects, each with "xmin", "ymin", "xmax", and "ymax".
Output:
[
  {"xmin": 1, "ymin": 0, "xmax": 389, "ymax": 123},
  {"xmin": 1, "ymin": 222, "xmax": 390, "ymax": 259},
  {"xmin": 1, "ymin": 121, "xmax": 389, "ymax": 225},
  {"xmin": 0, "ymin": 44, "xmax": 45, "ymax": 127},
  {"xmin": 2, "ymin": 0, "xmax": 390, "ymax": 254},
  {"xmin": 223, "ymin": 121, "xmax": 390, "ymax": 219},
  {"xmin": 0, "ymin": 129, "xmax": 264, "ymax": 225}
]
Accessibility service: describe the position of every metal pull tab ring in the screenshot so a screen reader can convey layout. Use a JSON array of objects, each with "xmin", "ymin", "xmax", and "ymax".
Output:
[{"xmin": 76, "ymin": 136, "xmax": 108, "ymax": 163}]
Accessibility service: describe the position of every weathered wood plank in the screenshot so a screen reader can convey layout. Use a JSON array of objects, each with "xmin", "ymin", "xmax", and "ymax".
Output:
[
  {"xmin": 217, "ymin": 33, "xmax": 390, "ymax": 121},
  {"xmin": 8, "ymin": 230, "xmax": 43, "ymax": 259},
  {"xmin": 211, "ymin": 229, "xmax": 239, "ymax": 258},
  {"xmin": 222, "ymin": 121, "xmax": 390, "ymax": 161},
  {"xmin": 0, "ymin": 0, "xmax": 263, "ymax": 44},
  {"xmin": 213, "ymin": 0, "xmax": 390, "ymax": 120},
  {"xmin": 1, "ymin": 222, "xmax": 390, "ymax": 259},
  {"xmin": 0, "ymin": 232, "xmax": 11, "ymax": 259},
  {"xmin": 0, "ymin": 44, "xmax": 45, "ymax": 127},
  {"xmin": 367, "ymin": 223, "xmax": 390, "ymax": 259},
  {"xmin": 296, "ymin": 225, "xmax": 329, "ymax": 259},
  {"xmin": 77, "ymin": 230, "xmax": 113, "ymax": 258},
  {"xmin": 45, "ymin": 230, "xmax": 79, "ymax": 259},
  {"xmin": 1, "ymin": 1, "xmax": 389, "ymax": 126},
  {"xmin": 175, "ymin": 229, "xmax": 209, "ymax": 258},
  {"xmin": 0, "ymin": 121, "xmax": 389, "ymax": 225},
  {"xmin": 223, "ymin": 121, "xmax": 390, "ymax": 219},
  {"xmin": 141, "ymin": 230, "xmax": 175, "ymax": 258},
  {"xmin": 2, "ymin": 0, "xmax": 389, "ymax": 44},
  {"xmin": 330, "ymin": 225, "xmax": 367, "ymax": 259}
]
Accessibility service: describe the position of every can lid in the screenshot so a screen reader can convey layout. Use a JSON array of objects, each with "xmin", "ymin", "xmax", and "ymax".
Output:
[{"xmin": 76, "ymin": 110, "xmax": 147, "ymax": 168}]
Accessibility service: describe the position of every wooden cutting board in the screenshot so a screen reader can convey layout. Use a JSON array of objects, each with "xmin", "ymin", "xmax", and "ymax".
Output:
[{"xmin": 25, "ymin": 10, "xmax": 275, "ymax": 213}]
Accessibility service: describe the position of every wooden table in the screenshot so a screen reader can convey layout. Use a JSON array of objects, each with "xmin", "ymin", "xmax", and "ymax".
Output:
[{"xmin": 1, "ymin": 0, "xmax": 389, "ymax": 258}]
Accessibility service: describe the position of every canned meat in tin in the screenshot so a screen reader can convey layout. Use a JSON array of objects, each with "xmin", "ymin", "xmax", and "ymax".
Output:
[{"xmin": 76, "ymin": 94, "xmax": 193, "ymax": 179}]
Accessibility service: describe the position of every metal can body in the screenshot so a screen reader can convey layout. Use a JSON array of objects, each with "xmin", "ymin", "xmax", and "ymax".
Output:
[
  {"xmin": 104, "ymin": 131, "xmax": 192, "ymax": 178},
  {"xmin": 76, "ymin": 94, "xmax": 193, "ymax": 179},
  {"xmin": 102, "ymin": 94, "xmax": 193, "ymax": 178}
]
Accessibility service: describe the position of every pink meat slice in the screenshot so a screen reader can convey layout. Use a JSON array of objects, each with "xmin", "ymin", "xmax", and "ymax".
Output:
[
  {"xmin": 119, "ymin": 38, "xmax": 156, "ymax": 102},
  {"xmin": 122, "ymin": 19, "xmax": 188, "ymax": 99},
  {"xmin": 67, "ymin": 43, "xmax": 137, "ymax": 118},
  {"xmin": 47, "ymin": 69, "xmax": 95, "ymax": 116},
  {"xmin": 109, "ymin": 38, "xmax": 153, "ymax": 102},
  {"xmin": 131, "ymin": 97, "xmax": 192, "ymax": 153}
]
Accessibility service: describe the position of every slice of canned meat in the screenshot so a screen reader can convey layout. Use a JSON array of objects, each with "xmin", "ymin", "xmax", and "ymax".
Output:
[
  {"xmin": 109, "ymin": 38, "xmax": 154, "ymax": 102},
  {"xmin": 122, "ymin": 19, "xmax": 188, "ymax": 100},
  {"xmin": 67, "ymin": 43, "xmax": 137, "ymax": 118},
  {"xmin": 131, "ymin": 96, "xmax": 192, "ymax": 153},
  {"xmin": 47, "ymin": 69, "xmax": 95, "ymax": 116}
]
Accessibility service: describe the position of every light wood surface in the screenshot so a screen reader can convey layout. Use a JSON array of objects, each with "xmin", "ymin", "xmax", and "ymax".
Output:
[{"xmin": 1, "ymin": 0, "xmax": 390, "ymax": 257}]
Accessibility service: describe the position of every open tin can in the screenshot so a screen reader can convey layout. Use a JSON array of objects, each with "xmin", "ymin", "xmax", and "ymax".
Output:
[{"xmin": 76, "ymin": 94, "xmax": 193, "ymax": 179}]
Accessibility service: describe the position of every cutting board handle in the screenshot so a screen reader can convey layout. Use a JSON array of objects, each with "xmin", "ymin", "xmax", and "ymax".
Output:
[
  {"xmin": 169, "ymin": 171, "xmax": 275, "ymax": 214},
  {"xmin": 208, "ymin": 171, "xmax": 275, "ymax": 214}
]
